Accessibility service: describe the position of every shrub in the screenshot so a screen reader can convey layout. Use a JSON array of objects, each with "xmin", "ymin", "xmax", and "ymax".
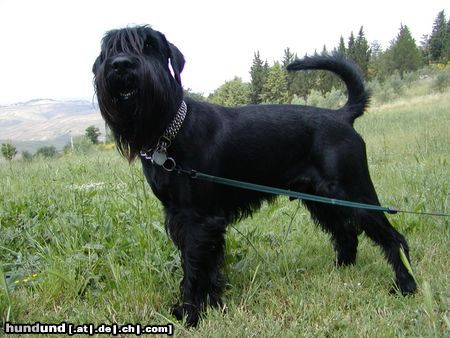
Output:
[
  {"xmin": 21, "ymin": 151, "xmax": 33, "ymax": 162},
  {"xmin": 387, "ymin": 72, "xmax": 404, "ymax": 96},
  {"xmin": 35, "ymin": 146, "xmax": 58, "ymax": 158},
  {"xmin": 63, "ymin": 136, "xmax": 94, "ymax": 155},
  {"xmin": 1, "ymin": 143, "xmax": 17, "ymax": 161},
  {"xmin": 432, "ymin": 68, "xmax": 450, "ymax": 93}
]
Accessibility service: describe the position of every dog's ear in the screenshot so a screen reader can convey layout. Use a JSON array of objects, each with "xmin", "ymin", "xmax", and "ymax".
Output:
[
  {"xmin": 92, "ymin": 56, "xmax": 100, "ymax": 75},
  {"xmin": 168, "ymin": 42, "xmax": 185, "ymax": 86},
  {"xmin": 156, "ymin": 31, "xmax": 185, "ymax": 86}
]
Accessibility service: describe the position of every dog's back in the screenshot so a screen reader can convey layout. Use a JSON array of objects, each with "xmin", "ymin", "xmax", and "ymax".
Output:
[{"xmin": 287, "ymin": 54, "xmax": 370, "ymax": 124}]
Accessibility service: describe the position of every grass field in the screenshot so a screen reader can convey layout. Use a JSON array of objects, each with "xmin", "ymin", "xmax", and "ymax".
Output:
[{"xmin": 1, "ymin": 81, "xmax": 449, "ymax": 336}]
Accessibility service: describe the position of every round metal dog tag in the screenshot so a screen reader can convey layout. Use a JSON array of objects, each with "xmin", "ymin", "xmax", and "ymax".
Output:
[{"xmin": 152, "ymin": 150, "xmax": 167, "ymax": 166}]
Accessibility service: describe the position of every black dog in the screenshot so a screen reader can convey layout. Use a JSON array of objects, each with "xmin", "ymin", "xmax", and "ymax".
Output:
[{"xmin": 93, "ymin": 25, "xmax": 417, "ymax": 326}]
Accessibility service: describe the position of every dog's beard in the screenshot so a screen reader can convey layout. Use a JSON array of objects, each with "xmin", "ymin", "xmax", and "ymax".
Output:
[{"xmin": 95, "ymin": 58, "xmax": 177, "ymax": 162}]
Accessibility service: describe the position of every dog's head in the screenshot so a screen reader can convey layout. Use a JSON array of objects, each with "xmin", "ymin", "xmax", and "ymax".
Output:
[{"xmin": 93, "ymin": 25, "xmax": 185, "ymax": 161}]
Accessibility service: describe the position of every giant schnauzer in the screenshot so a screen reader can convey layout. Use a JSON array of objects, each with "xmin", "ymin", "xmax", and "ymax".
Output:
[{"xmin": 92, "ymin": 25, "xmax": 417, "ymax": 326}]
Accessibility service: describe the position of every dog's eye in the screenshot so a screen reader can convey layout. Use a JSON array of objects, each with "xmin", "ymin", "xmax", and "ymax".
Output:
[{"xmin": 144, "ymin": 40, "xmax": 152, "ymax": 50}]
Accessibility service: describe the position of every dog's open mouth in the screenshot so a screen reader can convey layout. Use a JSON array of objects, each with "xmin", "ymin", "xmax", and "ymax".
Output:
[{"xmin": 118, "ymin": 90, "xmax": 136, "ymax": 101}]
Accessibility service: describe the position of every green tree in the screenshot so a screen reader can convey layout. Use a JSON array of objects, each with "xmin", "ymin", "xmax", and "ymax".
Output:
[
  {"xmin": 432, "ymin": 68, "xmax": 450, "ymax": 92},
  {"xmin": 208, "ymin": 77, "xmax": 250, "ymax": 107},
  {"xmin": 428, "ymin": 10, "xmax": 449, "ymax": 62},
  {"xmin": 184, "ymin": 88, "xmax": 206, "ymax": 101},
  {"xmin": 289, "ymin": 54, "xmax": 316, "ymax": 103},
  {"xmin": 347, "ymin": 32, "xmax": 356, "ymax": 59},
  {"xmin": 1, "ymin": 143, "xmax": 17, "ymax": 161},
  {"xmin": 368, "ymin": 40, "xmax": 385, "ymax": 80},
  {"xmin": 282, "ymin": 47, "xmax": 296, "ymax": 102},
  {"xmin": 337, "ymin": 36, "xmax": 346, "ymax": 55},
  {"xmin": 249, "ymin": 51, "xmax": 268, "ymax": 104},
  {"xmin": 390, "ymin": 24, "xmax": 422, "ymax": 77},
  {"xmin": 345, "ymin": 27, "xmax": 371, "ymax": 79},
  {"xmin": 447, "ymin": 18, "xmax": 450, "ymax": 60},
  {"xmin": 35, "ymin": 145, "xmax": 57, "ymax": 158},
  {"xmin": 353, "ymin": 27, "xmax": 371, "ymax": 78},
  {"xmin": 260, "ymin": 62, "xmax": 289, "ymax": 104},
  {"xmin": 316, "ymin": 46, "xmax": 340, "ymax": 94},
  {"xmin": 85, "ymin": 125, "xmax": 101, "ymax": 144},
  {"xmin": 420, "ymin": 34, "xmax": 431, "ymax": 63}
]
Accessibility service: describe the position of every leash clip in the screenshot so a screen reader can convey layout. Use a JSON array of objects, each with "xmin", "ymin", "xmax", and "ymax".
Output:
[
  {"xmin": 162, "ymin": 157, "xmax": 176, "ymax": 171},
  {"xmin": 139, "ymin": 149, "xmax": 176, "ymax": 172}
]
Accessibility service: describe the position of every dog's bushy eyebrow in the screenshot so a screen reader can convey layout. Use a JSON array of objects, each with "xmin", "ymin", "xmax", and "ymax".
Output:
[{"xmin": 101, "ymin": 26, "xmax": 151, "ymax": 57}]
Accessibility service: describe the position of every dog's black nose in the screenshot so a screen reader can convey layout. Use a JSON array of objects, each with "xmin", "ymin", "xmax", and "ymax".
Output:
[{"xmin": 112, "ymin": 56, "xmax": 134, "ymax": 73}]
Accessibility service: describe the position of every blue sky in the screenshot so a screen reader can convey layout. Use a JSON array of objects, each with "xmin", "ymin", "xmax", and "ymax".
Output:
[{"xmin": 0, "ymin": 0, "xmax": 448, "ymax": 104}]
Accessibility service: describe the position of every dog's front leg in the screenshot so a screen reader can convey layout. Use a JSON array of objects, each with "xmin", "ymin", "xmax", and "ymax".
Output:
[{"xmin": 166, "ymin": 210, "xmax": 226, "ymax": 326}]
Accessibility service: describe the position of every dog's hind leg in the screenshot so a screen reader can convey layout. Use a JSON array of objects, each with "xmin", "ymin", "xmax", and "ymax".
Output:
[
  {"xmin": 165, "ymin": 208, "xmax": 226, "ymax": 326},
  {"xmin": 355, "ymin": 208, "xmax": 417, "ymax": 295},
  {"xmin": 303, "ymin": 181, "xmax": 417, "ymax": 295},
  {"xmin": 303, "ymin": 131, "xmax": 416, "ymax": 294},
  {"xmin": 307, "ymin": 174, "xmax": 416, "ymax": 294},
  {"xmin": 339, "ymin": 151, "xmax": 417, "ymax": 295},
  {"xmin": 301, "ymin": 181, "xmax": 360, "ymax": 267}
]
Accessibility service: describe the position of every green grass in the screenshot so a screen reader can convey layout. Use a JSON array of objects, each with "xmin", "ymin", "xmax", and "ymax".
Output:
[{"xmin": 1, "ymin": 85, "xmax": 449, "ymax": 337}]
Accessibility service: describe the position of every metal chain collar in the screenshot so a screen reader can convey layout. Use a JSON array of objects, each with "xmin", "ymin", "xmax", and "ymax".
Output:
[
  {"xmin": 162, "ymin": 100, "xmax": 187, "ymax": 144},
  {"xmin": 140, "ymin": 100, "xmax": 187, "ymax": 171}
]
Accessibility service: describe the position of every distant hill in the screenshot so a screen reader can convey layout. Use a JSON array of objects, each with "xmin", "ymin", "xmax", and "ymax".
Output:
[{"xmin": 0, "ymin": 99, "xmax": 105, "ymax": 152}]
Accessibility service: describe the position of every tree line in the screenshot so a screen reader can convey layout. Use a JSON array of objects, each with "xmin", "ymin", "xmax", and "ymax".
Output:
[
  {"xmin": 200, "ymin": 10, "xmax": 450, "ymax": 106},
  {"xmin": 1, "ymin": 126, "xmax": 102, "ymax": 161}
]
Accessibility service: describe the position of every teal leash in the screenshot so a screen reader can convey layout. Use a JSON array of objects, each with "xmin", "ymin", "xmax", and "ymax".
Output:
[
  {"xmin": 139, "ymin": 152, "xmax": 449, "ymax": 217},
  {"xmin": 177, "ymin": 168, "xmax": 398, "ymax": 214},
  {"xmin": 175, "ymin": 168, "xmax": 449, "ymax": 217}
]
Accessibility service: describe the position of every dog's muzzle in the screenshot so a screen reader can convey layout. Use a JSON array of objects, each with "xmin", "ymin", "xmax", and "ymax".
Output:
[{"xmin": 107, "ymin": 55, "xmax": 139, "ymax": 101}]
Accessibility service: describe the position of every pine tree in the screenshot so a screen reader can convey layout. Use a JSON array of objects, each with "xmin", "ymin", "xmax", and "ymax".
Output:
[
  {"xmin": 282, "ymin": 47, "xmax": 296, "ymax": 103},
  {"xmin": 428, "ymin": 10, "xmax": 449, "ymax": 62},
  {"xmin": 337, "ymin": 36, "xmax": 346, "ymax": 55},
  {"xmin": 249, "ymin": 51, "xmax": 268, "ymax": 104},
  {"xmin": 260, "ymin": 62, "xmax": 289, "ymax": 104},
  {"xmin": 316, "ymin": 45, "xmax": 338, "ymax": 94},
  {"xmin": 368, "ymin": 40, "xmax": 384, "ymax": 79},
  {"xmin": 390, "ymin": 24, "xmax": 422, "ymax": 76},
  {"xmin": 447, "ymin": 18, "xmax": 450, "ymax": 60},
  {"xmin": 290, "ymin": 54, "xmax": 316, "ymax": 103},
  {"xmin": 344, "ymin": 27, "xmax": 371, "ymax": 79},
  {"xmin": 347, "ymin": 32, "xmax": 356, "ymax": 60},
  {"xmin": 420, "ymin": 34, "xmax": 431, "ymax": 62},
  {"xmin": 353, "ymin": 27, "xmax": 371, "ymax": 78},
  {"xmin": 282, "ymin": 47, "xmax": 296, "ymax": 68},
  {"xmin": 371, "ymin": 41, "xmax": 383, "ymax": 58}
]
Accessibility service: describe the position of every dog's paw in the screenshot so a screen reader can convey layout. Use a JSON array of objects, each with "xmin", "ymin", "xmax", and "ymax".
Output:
[
  {"xmin": 334, "ymin": 252, "xmax": 357, "ymax": 268},
  {"xmin": 170, "ymin": 303, "xmax": 200, "ymax": 327},
  {"xmin": 390, "ymin": 277, "xmax": 418, "ymax": 296},
  {"xmin": 170, "ymin": 303, "xmax": 184, "ymax": 321},
  {"xmin": 335, "ymin": 257, "xmax": 356, "ymax": 268}
]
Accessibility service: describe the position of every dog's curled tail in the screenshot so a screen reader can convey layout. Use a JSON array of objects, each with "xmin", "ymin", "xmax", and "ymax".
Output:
[{"xmin": 286, "ymin": 54, "xmax": 369, "ymax": 124}]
